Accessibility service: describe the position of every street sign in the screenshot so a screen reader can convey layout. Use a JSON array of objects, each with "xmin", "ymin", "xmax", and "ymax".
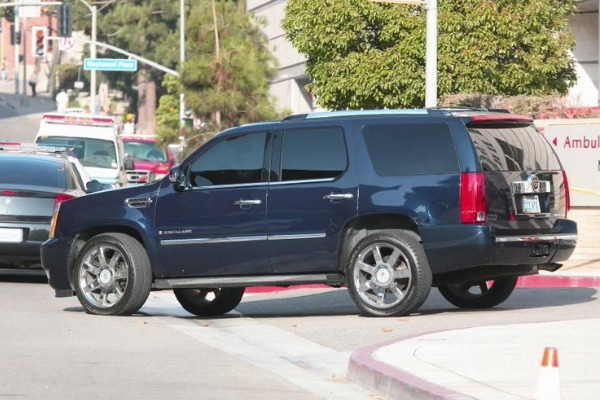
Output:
[
  {"xmin": 84, "ymin": 58, "xmax": 138, "ymax": 72},
  {"xmin": 59, "ymin": 36, "xmax": 76, "ymax": 52}
]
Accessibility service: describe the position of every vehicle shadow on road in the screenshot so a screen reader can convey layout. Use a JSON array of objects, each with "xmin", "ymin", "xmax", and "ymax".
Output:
[{"xmin": 236, "ymin": 287, "xmax": 599, "ymax": 318}]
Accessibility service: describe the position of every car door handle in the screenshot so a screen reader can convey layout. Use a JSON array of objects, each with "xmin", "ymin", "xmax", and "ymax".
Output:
[
  {"xmin": 323, "ymin": 193, "xmax": 354, "ymax": 201},
  {"xmin": 234, "ymin": 199, "xmax": 262, "ymax": 207}
]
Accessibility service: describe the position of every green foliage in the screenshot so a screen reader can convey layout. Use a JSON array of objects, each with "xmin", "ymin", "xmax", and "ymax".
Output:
[
  {"xmin": 282, "ymin": 0, "xmax": 578, "ymax": 109},
  {"xmin": 72, "ymin": 0, "xmax": 182, "ymax": 103},
  {"xmin": 54, "ymin": 64, "xmax": 90, "ymax": 93},
  {"xmin": 155, "ymin": 74, "xmax": 181, "ymax": 146},
  {"xmin": 180, "ymin": 0, "xmax": 281, "ymax": 130}
]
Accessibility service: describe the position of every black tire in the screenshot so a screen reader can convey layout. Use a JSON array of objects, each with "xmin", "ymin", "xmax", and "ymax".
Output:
[
  {"xmin": 73, "ymin": 233, "xmax": 152, "ymax": 316},
  {"xmin": 438, "ymin": 276, "xmax": 518, "ymax": 309},
  {"xmin": 173, "ymin": 287, "xmax": 245, "ymax": 317},
  {"xmin": 346, "ymin": 230, "xmax": 432, "ymax": 317}
]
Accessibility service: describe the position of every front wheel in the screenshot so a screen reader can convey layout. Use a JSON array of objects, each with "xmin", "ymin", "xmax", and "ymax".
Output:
[
  {"xmin": 73, "ymin": 233, "xmax": 152, "ymax": 316},
  {"xmin": 438, "ymin": 276, "xmax": 518, "ymax": 309},
  {"xmin": 173, "ymin": 287, "xmax": 245, "ymax": 317},
  {"xmin": 346, "ymin": 230, "xmax": 432, "ymax": 317}
]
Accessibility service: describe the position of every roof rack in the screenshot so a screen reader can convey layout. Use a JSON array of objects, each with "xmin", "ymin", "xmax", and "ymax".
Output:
[
  {"xmin": 283, "ymin": 109, "xmax": 429, "ymax": 121},
  {"xmin": 0, "ymin": 143, "xmax": 74, "ymax": 154},
  {"xmin": 427, "ymin": 106, "xmax": 510, "ymax": 114}
]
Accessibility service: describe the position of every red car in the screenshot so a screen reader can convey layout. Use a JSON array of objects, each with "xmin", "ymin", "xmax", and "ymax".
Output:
[{"xmin": 118, "ymin": 135, "xmax": 177, "ymax": 184}]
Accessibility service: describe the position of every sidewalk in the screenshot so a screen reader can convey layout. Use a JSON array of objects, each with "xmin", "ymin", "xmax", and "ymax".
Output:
[
  {"xmin": 347, "ymin": 318, "xmax": 600, "ymax": 400},
  {"xmin": 0, "ymin": 79, "xmax": 55, "ymax": 114}
]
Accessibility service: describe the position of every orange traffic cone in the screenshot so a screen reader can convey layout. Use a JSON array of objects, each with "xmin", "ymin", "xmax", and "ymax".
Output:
[{"xmin": 534, "ymin": 347, "xmax": 562, "ymax": 400}]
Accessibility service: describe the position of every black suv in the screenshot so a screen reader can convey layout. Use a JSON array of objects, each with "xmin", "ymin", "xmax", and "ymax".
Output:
[{"xmin": 41, "ymin": 109, "xmax": 577, "ymax": 317}]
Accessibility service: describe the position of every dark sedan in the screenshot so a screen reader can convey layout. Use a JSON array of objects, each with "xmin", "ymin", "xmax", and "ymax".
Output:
[{"xmin": 0, "ymin": 145, "xmax": 103, "ymax": 269}]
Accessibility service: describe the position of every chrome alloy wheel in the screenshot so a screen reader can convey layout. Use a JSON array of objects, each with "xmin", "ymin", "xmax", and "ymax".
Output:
[
  {"xmin": 78, "ymin": 245, "xmax": 129, "ymax": 309},
  {"xmin": 353, "ymin": 242, "xmax": 412, "ymax": 309}
]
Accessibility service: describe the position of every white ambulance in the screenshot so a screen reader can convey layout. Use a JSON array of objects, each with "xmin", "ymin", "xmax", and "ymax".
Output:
[{"xmin": 35, "ymin": 113, "xmax": 130, "ymax": 188}]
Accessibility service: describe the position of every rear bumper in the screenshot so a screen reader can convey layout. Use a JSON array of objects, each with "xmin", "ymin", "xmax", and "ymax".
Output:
[
  {"xmin": 0, "ymin": 223, "xmax": 49, "ymax": 266},
  {"xmin": 421, "ymin": 219, "xmax": 577, "ymax": 275},
  {"xmin": 40, "ymin": 238, "xmax": 73, "ymax": 297}
]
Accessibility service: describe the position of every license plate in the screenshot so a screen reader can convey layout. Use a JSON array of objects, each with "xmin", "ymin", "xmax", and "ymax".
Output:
[
  {"xmin": 0, "ymin": 228, "xmax": 23, "ymax": 242},
  {"xmin": 522, "ymin": 195, "xmax": 541, "ymax": 214}
]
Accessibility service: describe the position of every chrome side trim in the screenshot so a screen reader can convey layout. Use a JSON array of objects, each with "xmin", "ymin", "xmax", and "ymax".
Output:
[
  {"xmin": 192, "ymin": 182, "xmax": 267, "ymax": 190},
  {"xmin": 269, "ymin": 178, "xmax": 335, "ymax": 186},
  {"xmin": 160, "ymin": 235, "xmax": 267, "ymax": 246},
  {"xmin": 495, "ymin": 234, "xmax": 578, "ymax": 243},
  {"xmin": 268, "ymin": 233, "xmax": 326, "ymax": 241}
]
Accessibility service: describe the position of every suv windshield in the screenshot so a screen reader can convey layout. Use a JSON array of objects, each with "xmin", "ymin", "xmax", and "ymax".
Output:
[
  {"xmin": 122, "ymin": 140, "xmax": 166, "ymax": 162},
  {"xmin": 36, "ymin": 137, "xmax": 117, "ymax": 169},
  {"xmin": 467, "ymin": 123, "xmax": 561, "ymax": 172}
]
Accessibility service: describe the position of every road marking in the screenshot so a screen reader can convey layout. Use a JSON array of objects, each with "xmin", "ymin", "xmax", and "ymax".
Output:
[{"xmin": 141, "ymin": 293, "xmax": 376, "ymax": 400}]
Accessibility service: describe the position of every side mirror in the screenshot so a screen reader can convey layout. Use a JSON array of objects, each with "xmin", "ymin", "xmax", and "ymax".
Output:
[
  {"xmin": 86, "ymin": 179, "xmax": 102, "ymax": 193},
  {"xmin": 101, "ymin": 184, "xmax": 113, "ymax": 190},
  {"xmin": 124, "ymin": 156, "xmax": 135, "ymax": 171},
  {"xmin": 168, "ymin": 165, "xmax": 186, "ymax": 191}
]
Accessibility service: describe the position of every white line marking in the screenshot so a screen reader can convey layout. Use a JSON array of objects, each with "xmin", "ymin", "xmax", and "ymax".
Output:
[{"xmin": 141, "ymin": 293, "xmax": 376, "ymax": 400}]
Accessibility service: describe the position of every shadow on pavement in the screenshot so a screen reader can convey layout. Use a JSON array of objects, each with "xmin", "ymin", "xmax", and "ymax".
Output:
[
  {"xmin": 236, "ymin": 286, "xmax": 598, "ymax": 318},
  {"xmin": 0, "ymin": 269, "xmax": 47, "ymax": 284}
]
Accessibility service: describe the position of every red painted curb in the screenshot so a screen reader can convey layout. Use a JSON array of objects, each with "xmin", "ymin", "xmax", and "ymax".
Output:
[
  {"xmin": 517, "ymin": 274, "xmax": 600, "ymax": 288},
  {"xmin": 244, "ymin": 275, "xmax": 600, "ymax": 294},
  {"xmin": 346, "ymin": 331, "xmax": 477, "ymax": 400}
]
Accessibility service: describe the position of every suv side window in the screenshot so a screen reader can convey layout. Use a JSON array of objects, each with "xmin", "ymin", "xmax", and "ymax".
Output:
[
  {"xmin": 188, "ymin": 132, "xmax": 268, "ymax": 187},
  {"xmin": 280, "ymin": 127, "xmax": 347, "ymax": 181},
  {"xmin": 362, "ymin": 123, "xmax": 459, "ymax": 176}
]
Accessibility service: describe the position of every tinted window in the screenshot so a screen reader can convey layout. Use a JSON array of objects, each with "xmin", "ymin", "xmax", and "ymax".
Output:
[
  {"xmin": 362, "ymin": 123, "xmax": 459, "ymax": 176},
  {"xmin": 281, "ymin": 127, "xmax": 347, "ymax": 181},
  {"xmin": 189, "ymin": 132, "xmax": 268, "ymax": 187},
  {"xmin": 0, "ymin": 157, "xmax": 66, "ymax": 188},
  {"xmin": 467, "ymin": 124, "xmax": 561, "ymax": 171}
]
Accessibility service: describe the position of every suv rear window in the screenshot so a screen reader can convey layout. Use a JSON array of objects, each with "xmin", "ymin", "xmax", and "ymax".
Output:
[
  {"xmin": 362, "ymin": 123, "xmax": 459, "ymax": 176},
  {"xmin": 467, "ymin": 123, "xmax": 561, "ymax": 171}
]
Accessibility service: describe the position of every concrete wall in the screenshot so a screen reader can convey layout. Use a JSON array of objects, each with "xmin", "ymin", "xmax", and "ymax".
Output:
[{"xmin": 569, "ymin": 12, "xmax": 599, "ymax": 106}]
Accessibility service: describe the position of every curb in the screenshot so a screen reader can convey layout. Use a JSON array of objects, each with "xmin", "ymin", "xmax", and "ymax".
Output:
[
  {"xmin": 244, "ymin": 274, "xmax": 600, "ymax": 294},
  {"xmin": 346, "ymin": 332, "xmax": 477, "ymax": 400}
]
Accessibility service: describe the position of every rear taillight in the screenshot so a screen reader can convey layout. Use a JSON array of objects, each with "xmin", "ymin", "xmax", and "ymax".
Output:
[
  {"xmin": 54, "ymin": 193, "xmax": 75, "ymax": 213},
  {"xmin": 562, "ymin": 170, "xmax": 570, "ymax": 218},
  {"xmin": 460, "ymin": 172, "xmax": 486, "ymax": 224},
  {"xmin": 0, "ymin": 190, "xmax": 18, "ymax": 195}
]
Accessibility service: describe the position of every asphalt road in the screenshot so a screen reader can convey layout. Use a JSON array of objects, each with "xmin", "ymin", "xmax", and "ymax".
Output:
[{"xmin": 1, "ymin": 272, "xmax": 598, "ymax": 399}]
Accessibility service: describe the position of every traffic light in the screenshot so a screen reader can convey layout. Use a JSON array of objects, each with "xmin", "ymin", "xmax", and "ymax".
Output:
[
  {"xmin": 10, "ymin": 24, "xmax": 21, "ymax": 46},
  {"xmin": 57, "ymin": 3, "xmax": 73, "ymax": 38},
  {"xmin": 32, "ymin": 26, "xmax": 48, "ymax": 57}
]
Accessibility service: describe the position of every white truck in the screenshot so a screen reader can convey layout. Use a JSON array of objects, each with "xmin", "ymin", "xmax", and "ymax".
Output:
[{"xmin": 35, "ymin": 113, "xmax": 132, "ymax": 188}]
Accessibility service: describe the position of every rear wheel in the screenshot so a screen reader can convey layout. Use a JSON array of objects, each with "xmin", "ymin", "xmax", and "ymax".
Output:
[
  {"xmin": 346, "ymin": 230, "xmax": 432, "ymax": 317},
  {"xmin": 173, "ymin": 287, "xmax": 245, "ymax": 317},
  {"xmin": 438, "ymin": 276, "xmax": 518, "ymax": 309}
]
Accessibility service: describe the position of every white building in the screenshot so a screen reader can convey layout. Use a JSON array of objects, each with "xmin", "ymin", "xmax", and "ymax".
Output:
[{"xmin": 248, "ymin": 0, "xmax": 599, "ymax": 114}]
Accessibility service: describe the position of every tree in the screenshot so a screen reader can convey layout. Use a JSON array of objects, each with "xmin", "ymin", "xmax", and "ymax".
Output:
[
  {"xmin": 180, "ymin": 0, "xmax": 281, "ymax": 131},
  {"xmin": 155, "ymin": 74, "xmax": 180, "ymax": 146},
  {"xmin": 281, "ymin": 0, "xmax": 578, "ymax": 110},
  {"xmin": 73, "ymin": 0, "xmax": 181, "ymax": 132}
]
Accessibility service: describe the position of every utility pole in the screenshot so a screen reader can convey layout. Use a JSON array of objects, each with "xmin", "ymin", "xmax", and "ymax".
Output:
[
  {"xmin": 424, "ymin": 0, "xmax": 437, "ymax": 108},
  {"xmin": 14, "ymin": 6, "xmax": 19, "ymax": 95},
  {"xmin": 368, "ymin": 0, "xmax": 438, "ymax": 107},
  {"xmin": 21, "ymin": 17, "xmax": 28, "ymax": 105},
  {"xmin": 179, "ymin": 0, "xmax": 185, "ymax": 133}
]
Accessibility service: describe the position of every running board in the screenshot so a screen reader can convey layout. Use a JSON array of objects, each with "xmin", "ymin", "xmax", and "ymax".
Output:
[{"xmin": 153, "ymin": 273, "xmax": 346, "ymax": 289}]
